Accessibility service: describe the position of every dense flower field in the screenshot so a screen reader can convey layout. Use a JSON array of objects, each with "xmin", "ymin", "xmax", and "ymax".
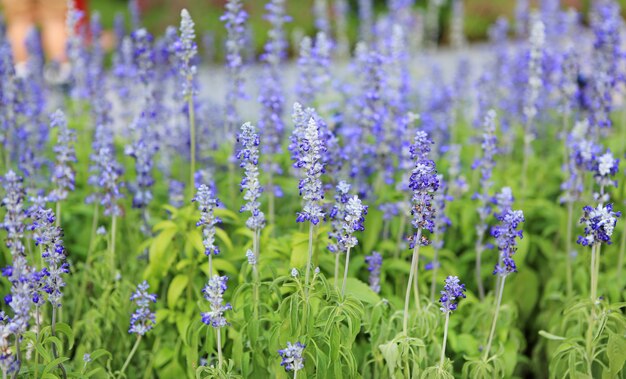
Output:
[{"xmin": 1, "ymin": 0, "xmax": 626, "ymax": 378}]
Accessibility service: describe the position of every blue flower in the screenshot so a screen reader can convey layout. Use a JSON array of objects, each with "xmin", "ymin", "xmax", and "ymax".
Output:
[
  {"xmin": 292, "ymin": 110, "xmax": 326, "ymax": 225},
  {"xmin": 176, "ymin": 9, "xmax": 198, "ymax": 100},
  {"xmin": 278, "ymin": 341, "xmax": 305, "ymax": 372},
  {"xmin": 577, "ymin": 203, "xmax": 621, "ymax": 246},
  {"xmin": 129, "ymin": 281, "xmax": 157, "ymax": 335},
  {"xmin": 49, "ymin": 109, "xmax": 77, "ymax": 202},
  {"xmin": 492, "ymin": 209, "xmax": 525, "ymax": 276},
  {"xmin": 201, "ymin": 275, "xmax": 232, "ymax": 328},
  {"xmin": 28, "ymin": 207, "xmax": 69, "ymax": 307},
  {"xmin": 193, "ymin": 185, "xmax": 221, "ymax": 256},
  {"xmin": 408, "ymin": 131, "xmax": 439, "ymax": 246},
  {"xmin": 365, "ymin": 252, "xmax": 382, "ymax": 293},
  {"xmin": 439, "ymin": 276, "xmax": 466, "ymax": 313},
  {"xmin": 237, "ymin": 122, "xmax": 266, "ymax": 231}
]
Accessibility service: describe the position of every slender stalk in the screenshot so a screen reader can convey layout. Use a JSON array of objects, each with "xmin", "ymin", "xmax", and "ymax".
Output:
[
  {"xmin": 395, "ymin": 213, "xmax": 407, "ymax": 259},
  {"xmin": 74, "ymin": 203, "xmax": 99, "ymax": 327},
  {"xmin": 188, "ymin": 96, "xmax": 196, "ymax": 193},
  {"xmin": 439, "ymin": 312, "xmax": 450, "ymax": 368},
  {"xmin": 334, "ymin": 253, "xmax": 340, "ymax": 288},
  {"xmin": 110, "ymin": 215, "xmax": 117, "ymax": 274},
  {"xmin": 590, "ymin": 244, "xmax": 597, "ymax": 303},
  {"xmin": 208, "ymin": 254, "xmax": 213, "ymax": 277},
  {"xmin": 304, "ymin": 223, "xmax": 315, "ymax": 297},
  {"xmin": 565, "ymin": 201, "xmax": 574, "ymax": 296},
  {"xmin": 341, "ymin": 247, "xmax": 352, "ymax": 297},
  {"xmin": 521, "ymin": 120, "xmax": 533, "ymax": 197},
  {"xmin": 430, "ymin": 248, "xmax": 439, "ymax": 302},
  {"xmin": 216, "ymin": 328, "xmax": 223, "ymax": 371},
  {"xmin": 51, "ymin": 307, "xmax": 67, "ymax": 379},
  {"xmin": 403, "ymin": 229, "xmax": 422, "ymax": 335},
  {"xmin": 252, "ymin": 228, "xmax": 260, "ymax": 321},
  {"xmin": 294, "ymin": 370, "xmax": 298, "ymax": 379},
  {"xmin": 55, "ymin": 202, "xmax": 62, "ymax": 228},
  {"xmin": 268, "ymin": 172, "xmax": 275, "ymax": 231},
  {"xmin": 475, "ymin": 237, "xmax": 485, "ymax": 300},
  {"xmin": 119, "ymin": 336, "xmax": 142, "ymax": 378},
  {"xmin": 483, "ymin": 276, "xmax": 506, "ymax": 360},
  {"xmin": 617, "ymin": 211, "xmax": 626, "ymax": 281},
  {"xmin": 34, "ymin": 307, "xmax": 40, "ymax": 379}
]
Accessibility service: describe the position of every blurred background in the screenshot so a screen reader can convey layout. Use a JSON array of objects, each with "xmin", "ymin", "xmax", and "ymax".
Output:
[{"xmin": 0, "ymin": 0, "xmax": 609, "ymax": 64}]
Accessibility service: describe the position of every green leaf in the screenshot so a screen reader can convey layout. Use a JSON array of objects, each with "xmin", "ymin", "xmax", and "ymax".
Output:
[
  {"xmin": 167, "ymin": 274, "xmax": 189, "ymax": 309},
  {"xmin": 53, "ymin": 323, "xmax": 74, "ymax": 349},
  {"xmin": 608, "ymin": 332, "xmax": 626, "ymax": 375},
  {"xmin": 538, "ymin": 330, "xmax": 566, "ymax": 341},
  {"xmin": 342, "ymin": 277, "xmax": 380, "ymax": 304}
]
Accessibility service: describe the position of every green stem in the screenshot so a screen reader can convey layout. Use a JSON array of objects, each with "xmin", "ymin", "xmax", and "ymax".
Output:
[
  {"xmin": 216, "ymin": 328, "xmax": 223, "ymax": 371},
  {"xmin": 304, "ymin": 223, "xmax": 315, "ymax": 297},
  {"xmin": 590, "ymin": 244, "xmax": 597, "ymax": 303},
  {"xmin": 483, "ymin": 275, "xmax": 506, "ymax": 360},
  {"xmin": 74, "ymin": 203, "xmax": 99, "ymax": 328},
  {"xmin": 188, "ymin": 96, "xmax": 196, "ymax": 193},
  {"xmin": 617, "ymin": 214, "xmax": 626, "ymax": 282},
  {"xmin": 119, "ymin": 336, "xmax": 142, "ymax": 378},
  {"xmin": 521, "ymin": 119, "xmax": 533, "ymax": 198},
  {"xmin": 253, "ymin": 228, "xmax": 260, "ymax": 321},
  {"xmin": 565, "ymin": 201, "xmax": 574, "ymax": 296},
  {"xmin": 475, "ymin": 236, "xmax": 485, "ymax": 300},
  {"xmin": 395, "ymin": 213, "xmax": 407, "ymax": 259},
  {"xmin": 55, "ymin": 202, "xmax": 62, "ymax": 228},
  {"xmin": 430, "ymin": 248, "xmax": 439, "ymax": 302},
  {"xmin": 268, "ymin": 172, "xmax": 275, "ymax": 232},
  {"xmin": 341, "ymin": 247, "xmax": 352, "ymax": 297},
  {"xmin": 334, "ymin": 253, "xmax": 340, "ymax": 288},
  {"xmin": 439, "ymin": 312, "xmax": 450, "ymax": 368},
  {"xmin": 34, "ymin": 307, "xmax": 40, "ymax": 379},
  {"xmin": 110, "ymin": 215, "xmax": 117, "ymax": 275},
  {"xmin": 403, "ymin": 229, "xmax": 422, "ymax": 335}
]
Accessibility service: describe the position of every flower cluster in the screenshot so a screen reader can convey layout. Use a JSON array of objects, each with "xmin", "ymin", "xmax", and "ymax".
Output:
[
  {"xmin": 365, "ymin": 251, "xmax": 383, "ymax": 294},
  {"xmin": 129, "ymin": 281, "xmax": 157, "ymax": 335},
  {"xmin": 1, "ymin": 171, "xmax": 26, "ymax": 256},
  {"xmin": 237, "ymin": 122, "xmax": 266, "ymax": 231},
  {"xmin": 193, "ymin": 185, "xmax": 221, "ymax": 256},
  {"xmin": 492, "ymin": 209, "xmax": 525, "ymax": 276},
  {"xmin": 176, "ymin": 9, "xmax": 197, "ymax": 100},
  {"xmin": 131, "ymin": 28, "xmax": 155, "ymax": 86},
  {"xmin": 28, "ymin": 207, "xmax": 69, "ymax": 307},
  {"xmin": 125, "ymin": 112, "xmax": 158, "ymax": 209},
  {"xmin": 577, "ymin": 203, "xmax": 621, "ymax": 247},
  {"xmin": 408, "ymin": 131, "xmax": 439, "ymax": 246},
  {"xmin": 592, "ymin": 150, "xmax": 619, "ymax": 193},
  {"xmin": 222, "ymin": 0, "xmax": 248, "ymax": 133},
  {"xmin": 86, "ymin": 146, "xmax": 124, "ymax": 217},
  {"xmin": 292, "ymin": 112, "xmax": 326, "ymax": 225},
  {"xmin": 439, "ymin": 276, "xmax": 466, "ymax": 313},
  {"xmin": 328, "ymin": 181, "xmax": 351, "ymax": 253},
  {"xmin": 523, "ymin": 14, "xmax": 544, "ymax": 123},
  {"xmin": 50, "ymin": 109, "xmax": 77, "ymax": 202},
  {"xmin": 278, "ymin": 341, "xmax": 305, "ymax": 372},
  {"xmin": 340, "ymin": 195, "xmax": 368, "ymax": 250},
  {"xmin": 473, "ymin": 110, "xmax": 498, "ymax": 238},
  {"xmin": 201, "ymin": 275, "xmax": 232, "ymax": 328}
]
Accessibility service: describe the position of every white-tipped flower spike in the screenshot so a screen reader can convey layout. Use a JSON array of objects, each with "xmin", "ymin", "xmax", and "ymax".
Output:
[
  {"xmin": 523, "ymin": 13, "xmax": 544, "ymax": 124},
  {"xmin": 294, "ymin": 116, "xmax": 326, "ymax": 225},
  {"xmin": 193, "ymin": 185, "xmax": 221, "ymax": 256},
  {"xmin": 237, "ymin": 122, "xmax": 266, "ymax": 231},
  {"xmin": 177, "ymin": 9, "xmax": 198, "ymax": 100},
  {"xmin": 201, "ymin": 275, "xmax": 232, "ymax": 328},
  {"xmin": 279, "ymin": 342, "xmax": 305, "ymax": 372},
  {"xmin": 341, "ymin": 196, "xmax": 368, "ymax": 250},
  {"xmin": 50, "ymin": 109, "xmax": 77, "ymax": 202}
]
